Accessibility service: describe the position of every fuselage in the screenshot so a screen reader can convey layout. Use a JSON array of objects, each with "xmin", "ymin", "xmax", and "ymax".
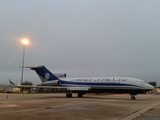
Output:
[{"xmin": 42, "ymin": 77, "xmax": 153, "ymax": 94}]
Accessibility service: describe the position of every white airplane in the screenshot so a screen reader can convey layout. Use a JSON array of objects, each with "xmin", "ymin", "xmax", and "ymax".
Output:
[{"xmin": 13, "ymin": 65, "xmax": 153, "ymax": 100}]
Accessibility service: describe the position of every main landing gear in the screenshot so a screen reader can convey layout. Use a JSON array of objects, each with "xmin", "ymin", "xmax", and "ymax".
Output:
[
  {"xmin": 66, "ymin": 93, "xmax": 72, "ymax": 98},
  {"xmin": 130, "ymin": 94, "xmax": 136, "ymax": 100},
  {"xmin": 78, "ymin": 93, "xmax": 83, "ymax": 98},
  {"xmin": 66, "ymin": 93, "xmax": 84, "ymax": 98}
]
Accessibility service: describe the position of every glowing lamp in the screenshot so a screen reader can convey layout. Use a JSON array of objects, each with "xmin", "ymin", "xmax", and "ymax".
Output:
[{"xmin": 21, "ymin": 39, "xmax": 29, "ymax": 45}]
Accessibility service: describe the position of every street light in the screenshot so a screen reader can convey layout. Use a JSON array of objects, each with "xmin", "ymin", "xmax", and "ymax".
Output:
[
  {"xmin": 21, "ymin": 39, "xmax": 29, "ymax": 87},
  {"xmin": 21, "ymin": 39, "xmax": 29, "ymax": 45}
]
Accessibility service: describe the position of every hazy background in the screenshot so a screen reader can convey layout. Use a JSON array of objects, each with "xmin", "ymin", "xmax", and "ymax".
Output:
[{"xmin": 0, "ymin": 0, "xmax": 160, "ymax": 86}]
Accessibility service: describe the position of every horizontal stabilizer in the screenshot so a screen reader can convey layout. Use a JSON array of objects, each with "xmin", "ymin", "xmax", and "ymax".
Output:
[
  {"xmin": 20, "ymin": 66, "xmax": 43, "ymax": 69},
  {"xmin": 20, "ymin": 66, "xmax": 66, "ymax": 78}
]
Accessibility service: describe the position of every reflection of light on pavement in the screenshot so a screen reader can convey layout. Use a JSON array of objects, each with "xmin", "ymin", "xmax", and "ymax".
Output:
[{"xmin": 0, "ymin": 104, "xmax": 19, "ymax": 108}]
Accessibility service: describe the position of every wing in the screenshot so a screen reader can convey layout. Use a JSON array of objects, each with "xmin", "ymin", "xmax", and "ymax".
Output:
[
  {"xmin": 3, "ymin": 79, "xmax": 90, "ymax": 92},
  {"xmin": 17, "ymin": 85, "xmax": 90, "ymax": 91}
]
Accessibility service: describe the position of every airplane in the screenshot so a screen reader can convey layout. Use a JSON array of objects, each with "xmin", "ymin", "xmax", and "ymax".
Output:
[{"xmin": 8, "ymin": 65, "xmax": 153, "ymax": 100}]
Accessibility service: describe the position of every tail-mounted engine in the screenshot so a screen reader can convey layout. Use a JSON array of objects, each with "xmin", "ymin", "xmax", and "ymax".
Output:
[
  {"xmin": 41, "ymin": 80, "xmax": 60, "ymax": 86},
  {"xmin": 54, "ymin": 73, "xmax": 66, "ymax": 78}
]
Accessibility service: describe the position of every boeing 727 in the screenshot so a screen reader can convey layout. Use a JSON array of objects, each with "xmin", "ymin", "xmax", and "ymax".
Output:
[{"xmin": 15, "ymin": 65, "xmax": 153, "ymax": 100}]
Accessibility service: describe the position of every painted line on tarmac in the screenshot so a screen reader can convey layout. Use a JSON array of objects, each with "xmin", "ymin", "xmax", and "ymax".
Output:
[{"xmin": 118, "ymin": 102, "xmax": 160, "ymax": 120}]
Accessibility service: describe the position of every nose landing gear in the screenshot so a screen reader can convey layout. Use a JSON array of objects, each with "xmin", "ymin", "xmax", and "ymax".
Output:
[{"xmin": 130, "ymin": 94, "xmax": 136, "ymax": 100}]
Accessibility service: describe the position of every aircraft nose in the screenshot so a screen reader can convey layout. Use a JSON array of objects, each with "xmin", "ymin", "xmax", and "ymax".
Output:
[{"xmin": 148, "ymin": 84, "xmax": 154, "ymax": 90}]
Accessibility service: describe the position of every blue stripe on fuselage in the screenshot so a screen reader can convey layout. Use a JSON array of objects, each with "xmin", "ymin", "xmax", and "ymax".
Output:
[{"xmin": 60, "ymin": 80, "xmax": 136, "ymax": 87}]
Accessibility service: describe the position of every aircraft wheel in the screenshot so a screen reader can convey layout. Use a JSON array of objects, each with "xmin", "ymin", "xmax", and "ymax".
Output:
[
  {"xmin": 78, "ymin": 93, "xmax": 83, "ymax": 98},
  {"xmin": 131, "ymin": 96, "xmax": 136, "ymax": 100},
  {"xmin": 66, "ymin": 93, "xmax": 72, "ymax": 98}
]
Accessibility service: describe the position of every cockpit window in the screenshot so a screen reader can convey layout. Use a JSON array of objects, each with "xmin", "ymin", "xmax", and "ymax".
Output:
[{"xmin": 137, "ymin": 81, "xmax": 145, "ymax": 84}]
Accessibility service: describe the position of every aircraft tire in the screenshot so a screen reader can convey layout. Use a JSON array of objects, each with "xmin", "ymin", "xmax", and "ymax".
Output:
[
  {"xmin": 131, "ymin": 96, "xmax": 136, "ymax": 100},
  {"xmin": 78, "ymin": 93, "xmax": 83, "ymax": 98},
  {"xmin": 66, "ymin": 93, "xmax": 72, "ymax": 98}
]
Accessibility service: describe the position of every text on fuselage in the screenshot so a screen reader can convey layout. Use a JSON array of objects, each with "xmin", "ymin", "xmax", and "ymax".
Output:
[{"xmin": 71, "ymin": 78, "xmax": 127, "ymax": 83}]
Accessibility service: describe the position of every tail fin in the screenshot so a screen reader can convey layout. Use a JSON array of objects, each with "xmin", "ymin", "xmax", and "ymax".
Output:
[{"xmin": 23, "ymin": 66, "xmax": 59, "ymax": 82}]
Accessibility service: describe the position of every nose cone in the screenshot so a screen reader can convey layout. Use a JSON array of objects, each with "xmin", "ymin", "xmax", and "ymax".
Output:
[{"xmin": 147, "ymin": 84, "xmax": 154, "ymax": 90}]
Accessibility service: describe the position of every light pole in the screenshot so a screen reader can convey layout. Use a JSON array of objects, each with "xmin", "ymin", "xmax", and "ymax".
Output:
[{"xmin": 21, "ymin": 39, "xmax": 29, "ymax": 87}]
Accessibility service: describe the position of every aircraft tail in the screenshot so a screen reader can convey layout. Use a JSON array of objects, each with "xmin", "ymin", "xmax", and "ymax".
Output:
[{"xmin": 23, "ymin": 66, "xmax": 59, "ymax": 82}]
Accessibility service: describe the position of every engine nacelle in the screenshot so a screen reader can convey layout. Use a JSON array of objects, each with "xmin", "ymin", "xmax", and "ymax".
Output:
[
  {"xmin": 41, "ymin": 80, "xmax": 60, "ymax": 86},
  {"xmin": 54, "ymin": 73, "xmax": 66, "ymax": 78}
]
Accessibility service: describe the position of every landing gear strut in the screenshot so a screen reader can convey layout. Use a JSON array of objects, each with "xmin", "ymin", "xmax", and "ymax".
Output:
[
  {"xmin": 77, "ymin": 93, "xmax": 83, "ymax": 98},
  {"xmin": 130, "ymin": 94, "xmax": 136, "ymax": 100},
  {"xmin": 66, "ymin": 93, "xmax": 72, "ymax": 98}
]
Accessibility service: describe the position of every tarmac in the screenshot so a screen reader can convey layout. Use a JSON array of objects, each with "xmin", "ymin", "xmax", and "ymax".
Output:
[{"xmin": 0, "ymin": 93, "xmax": 160, "ymax": 120}]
